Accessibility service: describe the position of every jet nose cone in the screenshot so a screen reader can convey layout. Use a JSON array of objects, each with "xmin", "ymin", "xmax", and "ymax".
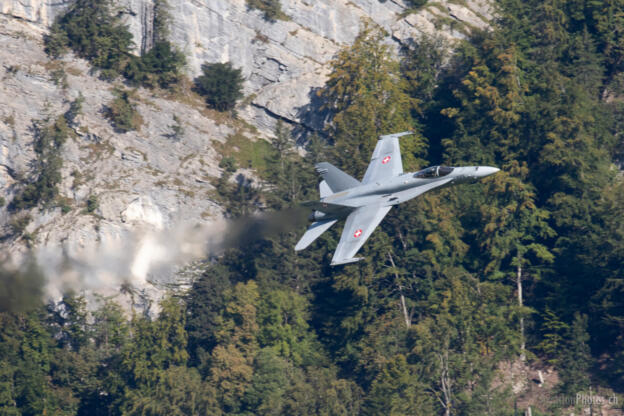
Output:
[{"xmin": 479, "ymin": 166, "xmax": 500, "ymax": 177}]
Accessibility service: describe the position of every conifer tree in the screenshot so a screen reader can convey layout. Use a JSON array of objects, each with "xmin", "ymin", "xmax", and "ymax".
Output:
[
  {"xmin": 537, "ymin": 308, "xmax": 568, "ymax": 366},
  {"xmin": 319, "ymin": 21, "xmax": 424, "ymax": 178},
  {"xmin": 364, "ymin": 354, "xmax": 434, "ymax": 415},
  {"xmin": 210, "ymin": 281, "xmax": 260, "ymax": 412},
  {"xmin": 121, "ymin": 296, "xmax": 188, "ymax": 387},
  {"xmin": 558, "ymin": 312, "xmax": 592, "ymax": 394},
  {"xmin": 194, "ymin": 62, "xmax": 245, "ymax": 111}
]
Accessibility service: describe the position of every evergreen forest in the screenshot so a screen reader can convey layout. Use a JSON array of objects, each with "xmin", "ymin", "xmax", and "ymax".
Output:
[{"xmin": 2, "ymin": 0, "xmax": 624, "ymax": 415}]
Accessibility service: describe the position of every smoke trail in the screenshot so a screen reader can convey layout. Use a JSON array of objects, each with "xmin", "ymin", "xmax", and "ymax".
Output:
[
  {"xmin": 220, "ymin": 206, "xmax": 309, "ymax": 249},
  {"xmin": 19, "ymin": 206, "xmax": 311, "ymax": 300},
  {"xmin": 0, "ymin": 259, "xmax": 45, "ymax": 313}
]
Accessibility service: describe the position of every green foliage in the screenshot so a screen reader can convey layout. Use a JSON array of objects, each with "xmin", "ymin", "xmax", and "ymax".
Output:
[
  {"xmin": 124, "ymin": 41, "xmax": 186, "ymax": 89},
  {"xmin": 11, "ymin": 115, "xmax": 70, "ymax": 210},
  {"xmin": 208, "ymin": 281, "xmax": 259, "ymax": 412},
  {"xmin": 558, "ymin": 312, "xmax": 592, "ymax": 394},
  {"xmin": 121, "ymin": 366, "xmax": 218, "ymax": 415},
  {"xmin": 48, "ymin": 294, "xmax": 89, "ymax": 351},
  {"xmin": 153, "ymin": 0, "xmax": 172, "ymax": 41},
  {"xmin": 405, "ymin": 0, "xmax": 428, "ymax": 9},
  {"xmin": 5, "ymin": 0, "xmax": 624, "ymax": 413},
  {"xmin": 0, "ymin": 310, "xmax": 56, "ymax": 416},
  {"xmin": 85, "ymin": 194, "xmax": 98, "ymax": 213},
  {"xmin": 122, "ymin": 296, "xmax": 189, "ymax": 387},
  {"xmin": 44, "ymin": 22, "xmax": 69, "ymax": 58},
  {"xmin": 167, "ymin": 114, "xmax": 185, "ymax": 141},
  {"xmin": 536, "ymin": 308, "xmax": 569, "ymax": 366},
  {"xmin": 242, "ymin": 347, "xmax": 288, "ymax": 413},
  {"xmin": 475, "ymin": 162, "xmax": 555, "ymax": 276},
  {"xmin": 263, "ymin": 121, "xmax": 316, "ymax": 209},
  {"xmin": 0, "ymin": 262, "xmax": 44, "ymax": 314},
  {"xmin": 8, "ymin": 214, "xmax": 32, "ymax": 238},
  {"xmin": 257, "ymin": 288, "xmax": 321, "ymax": 366},
  {"xmin": 212, "ymin": 132, "xmax": 279, "ymax": 217},
  {"xmin": 401, "ymin": 34, "xmax": 448, "ymax": 113},
  {"xmin": 408, "ymin": 271, "xmax": 518, "ymax": 413},
  {"xmin": 50, "ymin": 67, "xmax": 68, "ymax": 89},
  {"xmin": 214, "ymin": 169, "xmax": 261, "ymax": 218},
  {"xmin": 194, "ymin": 62, "xmax": 244, "ymax": 112},
  {"xmin": 105, "ymin": 87, "xmax": 143, "ymax": 133},
  {"xmin": 364, "ymin": 354, "xmax": 434, "ymax": 415},
  {"xmin": 319, "ymin": 22, "xmax": 424, "ymax": 178},
  {"xmin": 219, "ymin": 156, "xmax": 237, "ymax": 173},
  {"xmin": 216, "ymin": 132, "xmax": 273, "ymax": 176},
  {"xmin": 64, "ymin": 93, "xmax": 84, "ymax": 127},
  {"xmin": 46, "ymin": 0, "xmax": 134, "ymax": 77},
  {"xmin": 45, "ymin": 0, "xmax": 185, "ymax": 88},
  {"xmin": 246, "ymin": 0, "xmax": 286, "ymax": 21}
]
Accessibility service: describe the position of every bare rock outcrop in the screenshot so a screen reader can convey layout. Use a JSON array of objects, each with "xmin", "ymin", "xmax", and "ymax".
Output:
[
  {"xmin": 1, "ymin": 0, "xmax": 494, "ymax": 133},
  {"xmin": 0, "ymin": 16, "xmax": 237, "ymax": 297}
]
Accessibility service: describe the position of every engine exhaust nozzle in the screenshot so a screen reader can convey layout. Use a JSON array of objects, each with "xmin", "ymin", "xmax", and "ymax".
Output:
[{"xmin": 309, "ymin": 211, "xmax": 326, "ymax": 221}]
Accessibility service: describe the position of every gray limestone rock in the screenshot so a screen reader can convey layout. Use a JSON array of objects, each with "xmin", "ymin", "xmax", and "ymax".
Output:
[
  {"xmin": 0, "ymin": 0, "xmax": 69, "ymax": 26},
  {"xmin": 0, "ymin": 0, "xmax": 495, "ymax": 133},
  {"xmin": 0, "ymin": 16, "xmax": 232, "ymax": 300}
]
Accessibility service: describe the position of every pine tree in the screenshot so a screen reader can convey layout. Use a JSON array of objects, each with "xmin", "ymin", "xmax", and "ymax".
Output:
[
  {"xmin": 558, "ymin": 312, "xmax": 592, "ymax": 394},
  {"xmin": 537, "ymin": 308, "xmax": 568, "ymax": 366},
  {"xmin": 194, "ymin": 62, "xmax": 245, "ymax": 111},
  {"xmin": 242, "ymin": 348, "xmax": 289, "ymax": 414},
  {"xmin": 411, "ymin": 271, "xmax": 518, "ymax": 415},
  {"xmin": 121, "ymin": 366, "xmax": 219, "ymax": 416},
  {"xmin": 440, "ymin": 39, "xmax": 526, "ymax": 165},
  {"xmin": 364, "ymin": 354, "xmax": 434, "ymax": 415},
  {"xmin": 210, "ymin": 281, "xmax": 260, "ymax": 412},
  {"xmin": 121, "ymin": 296, "xmax": 188, "ymax": 387},
  {"xmin": 319, "ymin": 21, "xmax": 424, "ymax": 178}
]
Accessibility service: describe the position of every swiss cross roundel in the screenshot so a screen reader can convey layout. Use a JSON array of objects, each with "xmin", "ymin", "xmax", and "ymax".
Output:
[
  {"xmin": 353, "ymin": 229, "xmax": 363, "ymax": 238},
  {"xmin": 382, "ymin": 156, "xmax": 392, "ymax": 164}
]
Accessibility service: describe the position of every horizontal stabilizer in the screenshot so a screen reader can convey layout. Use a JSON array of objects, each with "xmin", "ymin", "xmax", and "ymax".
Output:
[
  {"xmin": 315, "ymin": 162, "xmax": 360, "ymax": 192},
  {"xmin": 295, "ymin": 219, "xmax": 338, "ymax": 251}
]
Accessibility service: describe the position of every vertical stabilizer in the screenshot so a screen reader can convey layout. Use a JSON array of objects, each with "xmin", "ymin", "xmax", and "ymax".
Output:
[
  {"xmin": 315, "ymin": 162, "xmax": 360, "ymax": 192},
  {"xmin": 319, "ymin": 180, "xmax": 333, "ymax": 198}
]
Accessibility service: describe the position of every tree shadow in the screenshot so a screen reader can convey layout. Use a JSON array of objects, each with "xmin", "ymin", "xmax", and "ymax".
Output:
[{"xmin": 292, "ymin": 86, "xmax": 330, "ymax": 144}]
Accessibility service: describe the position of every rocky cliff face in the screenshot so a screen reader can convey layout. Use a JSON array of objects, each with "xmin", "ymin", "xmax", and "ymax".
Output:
[
  {"xmin": 1, "ymin": 0, "xmax": 493, "ymax": 132},
  {"xmin": 0, "ymin": 0, "xmax": 493, "ymax": 301},
  {"xmin": 1, "ymin": 0, "xmax": 67, "ymax": 25},
  {"xmin": 0, "ymin": 15, "xmax": 237, "ymax": 299}
]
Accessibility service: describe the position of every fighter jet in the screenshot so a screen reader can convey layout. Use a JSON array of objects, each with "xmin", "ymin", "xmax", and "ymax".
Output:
[{"xmin": 295, "ymin": 131, "xmax": 500, "ymax": 265}]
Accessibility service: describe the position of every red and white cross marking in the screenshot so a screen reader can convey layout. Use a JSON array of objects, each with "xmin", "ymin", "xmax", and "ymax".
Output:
[
  {"xmin": 382, "ymin": 155, "xmax": 392, "ymax": 164},
  {"xmin": 353, "ymin": 229, "xmax": 363, "ymax": 238}
]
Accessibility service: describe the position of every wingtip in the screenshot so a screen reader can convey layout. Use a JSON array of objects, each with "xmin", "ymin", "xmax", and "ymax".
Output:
[
  {"xmin": 331, "ymin": 257, "xmax": 364, "ymax": 266},
  {"xmin": 379, "ymin": 131, "xmax": 414, "ymax": 140}
]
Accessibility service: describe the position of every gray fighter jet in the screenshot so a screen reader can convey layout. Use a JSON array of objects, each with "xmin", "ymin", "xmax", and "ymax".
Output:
[{"xmin": 295, "ymin": 131, "xmax": 500, "ymax": 265}]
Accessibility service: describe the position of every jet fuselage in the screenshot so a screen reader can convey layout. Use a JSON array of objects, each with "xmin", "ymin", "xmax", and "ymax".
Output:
[{"xmin": 318, "ymin": 166, "xmax": 499, "ymax": 219}]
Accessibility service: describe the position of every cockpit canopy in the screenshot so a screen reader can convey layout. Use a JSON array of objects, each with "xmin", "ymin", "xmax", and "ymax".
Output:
[{"xmin": 414, "ymin": 166, "xmax": 454, "ymax": 179}]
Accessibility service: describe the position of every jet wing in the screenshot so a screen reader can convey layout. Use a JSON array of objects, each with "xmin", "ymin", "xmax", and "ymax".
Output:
[
  {"xmin": 331, "ymin": 205, "xmax": 392, "ymax": 265},
  {"xmin": 384, "ymin": 177, "xmax": 454, "ymax": 206},
  {"xmin": 362, "ymin": 132, "xmax": 412, "ymax": 184}
]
